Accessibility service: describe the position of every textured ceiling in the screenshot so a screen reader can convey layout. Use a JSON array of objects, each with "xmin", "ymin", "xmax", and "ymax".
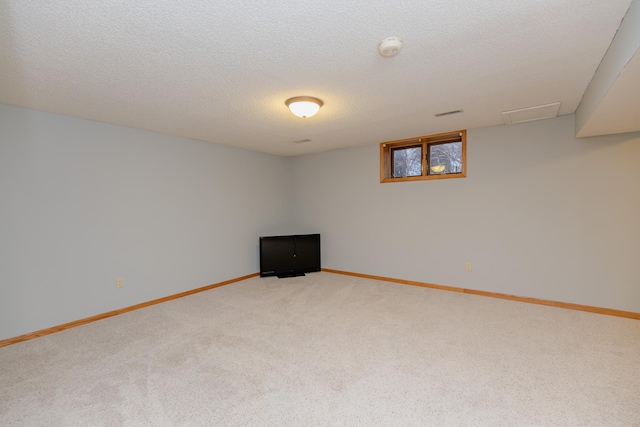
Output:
[{"xmin": 0, "ymin": 0, "xmax": 635, "ymax": 156}]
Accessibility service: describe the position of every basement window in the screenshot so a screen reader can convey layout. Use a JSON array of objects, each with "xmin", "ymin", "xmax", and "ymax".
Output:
[{"xmin": 380, "ymin": 130, "xmax": 466, "ymax": 182}]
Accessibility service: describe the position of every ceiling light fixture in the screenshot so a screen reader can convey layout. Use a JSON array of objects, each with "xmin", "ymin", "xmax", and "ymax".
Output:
[{"xmin": 285, "ymin": 96, "xmax": 324, "ymax": 118}]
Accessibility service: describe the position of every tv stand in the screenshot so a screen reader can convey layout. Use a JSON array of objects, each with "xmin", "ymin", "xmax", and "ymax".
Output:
[{"xmin": 276, "ymin": 272, "xmax": 306, "ymax": 279}]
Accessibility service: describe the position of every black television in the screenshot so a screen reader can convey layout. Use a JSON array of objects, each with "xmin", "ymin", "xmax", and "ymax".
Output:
[{"xmin": 259, "ymin": 234, "xmax": 321, "ymax": 278}]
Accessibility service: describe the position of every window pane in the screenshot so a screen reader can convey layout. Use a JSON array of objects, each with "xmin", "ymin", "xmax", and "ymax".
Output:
[
  {"xmin": 429, "ymin": 141, "xmax": 462, "ymax": 174},
  {"xmin": 393, "ymin": 146, "xmax": 422, "ymax": 177},
  {"xmin": 380, "ymin": 130, "xmax": 466, "ymax": 183}
]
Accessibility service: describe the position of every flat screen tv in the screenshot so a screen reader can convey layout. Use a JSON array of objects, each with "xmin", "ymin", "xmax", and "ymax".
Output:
[{"xmin": 259, "ymin": 234, "xmax": 321, "ymax": 278}]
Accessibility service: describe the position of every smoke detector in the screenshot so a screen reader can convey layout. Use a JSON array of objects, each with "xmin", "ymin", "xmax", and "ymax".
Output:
[{"xmin": 378, "ymin": 37, "xmax": 403, "ymax": 58}]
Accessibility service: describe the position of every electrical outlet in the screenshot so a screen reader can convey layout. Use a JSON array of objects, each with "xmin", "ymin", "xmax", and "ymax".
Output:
[
  {"xmin": 465, "ymin": 262, "xmax": 472, "ymax": 272},
  {"xmin": 116, "ymin": 278, "xmax": 124, "ymax": 288}
]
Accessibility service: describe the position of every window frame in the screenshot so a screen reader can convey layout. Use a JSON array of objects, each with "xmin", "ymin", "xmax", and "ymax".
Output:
[{"xmin": 380, "ymin": 130, "xmax": 466, "ymax": 183}]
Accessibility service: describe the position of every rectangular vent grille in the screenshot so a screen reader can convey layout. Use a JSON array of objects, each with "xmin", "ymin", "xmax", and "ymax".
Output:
[
  {"xmin": 435, "ymin": 109, "xmax": 463, "ymax": 117},
  {"xmin": 502, "ymin": 102, "xmax": 561, "ymax": 125}
]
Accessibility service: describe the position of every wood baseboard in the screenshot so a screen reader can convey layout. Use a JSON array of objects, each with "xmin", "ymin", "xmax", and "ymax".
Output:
[
  {"xmin": 322, "ymin": 268, "xmax": 640, "ymax": 320},
  {"xmin": 3, "ymin": 269, "xmax": 637, "ymax": 348},
  {"xmin": 0, "ymin": 273, "xmax": 259, "ymax": 348}
]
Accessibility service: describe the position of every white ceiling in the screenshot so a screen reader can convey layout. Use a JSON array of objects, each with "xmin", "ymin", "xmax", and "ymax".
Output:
[{"xmin": 0, "ymin": 0, "xmax": 637, "ymax": 156}]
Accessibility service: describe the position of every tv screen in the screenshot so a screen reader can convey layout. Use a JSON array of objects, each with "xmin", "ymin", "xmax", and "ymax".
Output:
[{"xmin": 259, "ymin": 234, "xmax": 320, "ymax": 278}]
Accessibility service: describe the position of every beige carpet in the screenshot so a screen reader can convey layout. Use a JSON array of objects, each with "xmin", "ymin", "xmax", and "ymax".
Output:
[{"xmin": 1, "ymin": 272, "xmax": 639, "ymax": 426}]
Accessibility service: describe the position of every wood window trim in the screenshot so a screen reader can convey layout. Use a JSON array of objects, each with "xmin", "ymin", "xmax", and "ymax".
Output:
[{"xmin": 380, "ymin": 130, "xmax": 466, "ymax": 183}]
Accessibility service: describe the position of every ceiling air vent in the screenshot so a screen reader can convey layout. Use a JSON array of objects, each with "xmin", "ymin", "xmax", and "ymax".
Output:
[
  {"xmin": 502, "ymin": 102, "xmax": 561, "ymax": 125},
  {"xmin": 435, "ymin": 109, "xmax": 463, "ymax": 117},
  {"xmin": 293, "ymin": 139, "xmax": 312, "ymax": 144}
]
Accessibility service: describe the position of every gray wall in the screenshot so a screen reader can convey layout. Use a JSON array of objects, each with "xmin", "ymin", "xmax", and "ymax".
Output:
[
  {"xmin": 2, "ymin": 106, "xmax": 639, "ymax": 341},
  {"xmin": 290, "ymin": 115, "xmax": 640, "ymax": 312},
  {"xmin": 0, "ymin": 104, "xmax": 292, "ymax": 340}
]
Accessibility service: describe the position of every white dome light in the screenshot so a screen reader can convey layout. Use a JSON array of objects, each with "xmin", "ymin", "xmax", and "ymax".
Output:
[{"xmin": 285, "ymin": 96, "xmax": 324, "ymax": 118}]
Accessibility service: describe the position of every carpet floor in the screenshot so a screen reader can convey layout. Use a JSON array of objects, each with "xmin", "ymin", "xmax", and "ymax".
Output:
[{"xmin": 1, "ymin": 272, "xmax": 639, "ymax": 426}]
